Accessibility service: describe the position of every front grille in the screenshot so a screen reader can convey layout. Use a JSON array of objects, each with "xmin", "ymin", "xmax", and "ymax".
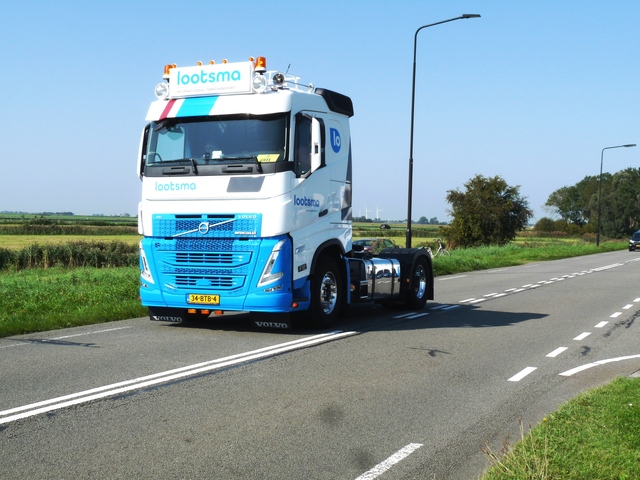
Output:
[
  {"xmin": 153, "ymin": 235, "xmax": 261, "ymax": 293},
  {"xmin": 176, "ymin": 252, "xmax": 238, "ymax": 265},
  {"xmin": 175, "ymin": 275, "xmax": 241, "ymax": 288}
]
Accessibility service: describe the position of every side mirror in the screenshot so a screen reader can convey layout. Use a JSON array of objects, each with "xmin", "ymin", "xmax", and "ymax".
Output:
[{"xmin": 137, "ymin": 125, "xmax": 150, "ymax": 179}]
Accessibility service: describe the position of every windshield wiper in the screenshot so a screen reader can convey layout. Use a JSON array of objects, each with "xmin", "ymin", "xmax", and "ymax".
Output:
[
  {"xmin": 157, "ymin": 158, "xmax": 198, "ymax": 175},
  {"xmin": 219, "ymin": 156, "xmax": 262, "ymax": 173}
]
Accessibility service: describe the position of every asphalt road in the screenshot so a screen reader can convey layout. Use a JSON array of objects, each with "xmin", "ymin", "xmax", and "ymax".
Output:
[{"xmin": 2, "ymin": 250, "xmax": 639, "ymax": 479}]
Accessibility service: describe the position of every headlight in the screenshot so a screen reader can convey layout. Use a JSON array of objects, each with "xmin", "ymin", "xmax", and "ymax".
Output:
[
  {"xmin": 140, "ymin": 243, "xmax": 155, "ymax": 284},
  {"xmin": 257, "ymin": 239, "xmax": 286, "ymax": 287}
]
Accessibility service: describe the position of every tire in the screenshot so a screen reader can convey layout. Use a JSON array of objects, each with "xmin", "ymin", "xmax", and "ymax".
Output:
[
  {"xmin": 406, "ymin": 257, "xmax": 429, "ymax": 310},
  {"xmin": 308, "ymin": 256, "xmax": 343, "ymax": 327}
]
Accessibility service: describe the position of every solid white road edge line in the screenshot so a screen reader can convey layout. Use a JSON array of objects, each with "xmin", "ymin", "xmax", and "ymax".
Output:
[
  {"xmin": 354, "ymin": 443, "xmax": 423, "ymax": 480},
  {"xmin": 0, "ymin": 330, "xmax": 357, "ymax": 425},
  {"xmin": 0, "ymin": 326, "xmax": 133, "ymax": 349},
  {"xmin": 437, "ymin": 275, "xmax": 467, "ymax": 281}
]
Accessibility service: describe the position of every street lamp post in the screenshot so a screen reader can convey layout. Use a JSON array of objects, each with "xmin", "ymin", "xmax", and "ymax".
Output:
[
  {"xmin": 596, "ymin": 143, "xmax": 636, "ymax": 246},
  {"xmin": 406, "ymin": 14, "xmax": 480, "ymax": 248}
]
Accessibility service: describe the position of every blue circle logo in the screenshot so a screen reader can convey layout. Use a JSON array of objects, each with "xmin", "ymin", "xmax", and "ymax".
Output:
[{"xmin": 330, "ymin": 128, "xmax": 341, "ymax": 153}]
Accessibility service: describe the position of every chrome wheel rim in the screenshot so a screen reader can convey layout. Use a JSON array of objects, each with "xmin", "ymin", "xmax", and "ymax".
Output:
[{"xmin": 320, "ymin": 272, "xmax": 338, "ymax": 314}]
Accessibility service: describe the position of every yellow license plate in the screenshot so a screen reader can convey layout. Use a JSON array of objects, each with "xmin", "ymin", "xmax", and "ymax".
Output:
[{"xmin": 188, "ymin": 294, "xmax": 220, "ymax": 305}]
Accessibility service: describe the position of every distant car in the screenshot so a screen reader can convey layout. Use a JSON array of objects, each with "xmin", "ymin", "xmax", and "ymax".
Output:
[
  {"xmin": 353, "ymin": 238, "xmax": 396, "ymax": 253},
  {"xmin": 629, "ymin": 230, "xmax": 640, "ymax": 251}
]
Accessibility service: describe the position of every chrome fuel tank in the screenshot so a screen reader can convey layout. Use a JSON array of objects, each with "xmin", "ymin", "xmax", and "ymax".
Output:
[{"xmin": 349, "ymin": 257, "xmax": 401, "ymax": 302}]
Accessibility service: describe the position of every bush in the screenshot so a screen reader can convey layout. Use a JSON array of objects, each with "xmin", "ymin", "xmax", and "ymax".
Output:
[
  {"xmin": 446, "ymin": 174, "xmax": 532, "ymax": 247},
  {"xmin": 1, "ymin": 241, "xmax": 139, "ymax": 271},
  {"xmin": 533, "ymin": 217, "xmax": 556, "ymax": 232}
]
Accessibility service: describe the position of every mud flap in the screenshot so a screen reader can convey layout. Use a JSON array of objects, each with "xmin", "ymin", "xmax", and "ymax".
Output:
[
  {"xmin": 148, "ymin": 307, "xmax": 185, "ymax": 322},
  {"xmin": 251, "ymin": 312, "xmax": 292, "ymax": 329}
]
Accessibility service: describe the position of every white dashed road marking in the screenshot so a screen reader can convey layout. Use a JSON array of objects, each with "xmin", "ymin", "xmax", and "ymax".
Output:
[{"xmin": 508, "ymin": 367, "xmax": 537, "ymax": 382}]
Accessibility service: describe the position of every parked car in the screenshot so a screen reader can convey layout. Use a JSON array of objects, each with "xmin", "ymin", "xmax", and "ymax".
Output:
[
  {"xmin": 380, "ymin": 223, "xmax": 391, "ymax": 230},
  {"xmin": 629, "ymin": 230, "xmax": 640, "ymax": 251},
  {"xmin": 353, "ymin": 238, "xmax": 396, "ymax": 253}
]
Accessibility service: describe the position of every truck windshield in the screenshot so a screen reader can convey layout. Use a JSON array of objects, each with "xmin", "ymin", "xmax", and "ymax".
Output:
[{"xmin": 145, "ymin": 113, "xmax": 288, "ymax": 167}]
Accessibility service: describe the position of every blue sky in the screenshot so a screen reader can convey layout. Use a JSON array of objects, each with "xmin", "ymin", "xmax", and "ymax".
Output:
[{"xmin": 2, "ymin": 1, "xmax": 638, "ymax": 222}]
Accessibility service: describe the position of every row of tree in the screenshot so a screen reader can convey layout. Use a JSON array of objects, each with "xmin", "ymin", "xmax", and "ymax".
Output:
[
  {"xmin": 440, "ymin": 168, "xmax": 640, "ymax": 248},
  {"xmin": 543, "ymin": 167, "xmax": 640, "ymax": 238}
]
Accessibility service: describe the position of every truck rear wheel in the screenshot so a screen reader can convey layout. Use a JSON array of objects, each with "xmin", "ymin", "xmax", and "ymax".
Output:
[
  {"xmin": 407, "ymin": 257, "xmax": 429, "ymax": 309},
  {"xmin": 309, "ymin": 256, "xmax": 342, "ymax": 327}
]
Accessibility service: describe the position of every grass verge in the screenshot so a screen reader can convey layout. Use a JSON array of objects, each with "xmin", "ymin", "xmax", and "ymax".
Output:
[
  {"xmin": 0, "ymin": 266, "xmax": 147, "ymax": 337},
  {"xmin": 482, "ymin": 377, "xmax": 640, "ymax": 479},
  {"xmin": 427, "ymin": 241, "xmax": 627, "ymax": 276}
]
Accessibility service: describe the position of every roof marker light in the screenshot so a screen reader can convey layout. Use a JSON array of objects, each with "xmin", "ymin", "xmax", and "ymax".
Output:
[
  {"xmin": 255, "ymin": 56, "xmax": 267, "ymax": 73},
  {"xmin": 163, "ymin": 63, "xmax": 176, "ymax": 79},
  {"xmin": 209, "ymin": 60, "xmax": 215, "ymax": 65},
  {"xmin": 222, "ymin": 59, "xmax": 228, "ymax": 64},
  {"xmin": 196, "ymin": 61, "xmax": 202, "ymax": 66}
]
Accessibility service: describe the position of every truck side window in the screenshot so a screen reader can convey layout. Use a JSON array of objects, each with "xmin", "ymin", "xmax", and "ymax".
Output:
[{"xmin": 295, "ymin": 115, "xmax": 311, "ymax": 177}]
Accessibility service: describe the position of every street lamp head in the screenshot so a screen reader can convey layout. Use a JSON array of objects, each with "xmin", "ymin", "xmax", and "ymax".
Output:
[
  {"xmin": 623, "ymin": 144, "xmax": 636, "ymax": 148},
  {"xmin": 462, "ymin": 14, "xmax": 481, "ymax": 18}
]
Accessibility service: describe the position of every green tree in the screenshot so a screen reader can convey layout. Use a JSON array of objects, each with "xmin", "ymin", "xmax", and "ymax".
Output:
[
  {"xmin": 547, "ymin": 168, "xmax": 640, "ymax": 238},
  {"xmin": 445, "ymin": 174, "xmax": 532, "ymax": 247},
  {"xmin": 545, "ymin": 176, "xmax": 598, "ymax": 226},
  {"xmin": 600, "ymin": 168, "xmax": 640, "ymax": 237}
]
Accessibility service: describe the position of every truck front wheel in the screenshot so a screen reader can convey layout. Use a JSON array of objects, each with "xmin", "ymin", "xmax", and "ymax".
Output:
[
  {"xmin": 308, "ymin": 256, "xmax": 342, "ymax": 327},
  {"xmin": 407, "ymin": 258, "xmax": 429, "ymax": 309}
]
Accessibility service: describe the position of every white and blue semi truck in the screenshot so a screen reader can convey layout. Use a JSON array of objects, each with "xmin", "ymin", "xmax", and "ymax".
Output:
[{"xmin": 137, "ymin": 56, "xmax": 433, "ymax": 328}]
